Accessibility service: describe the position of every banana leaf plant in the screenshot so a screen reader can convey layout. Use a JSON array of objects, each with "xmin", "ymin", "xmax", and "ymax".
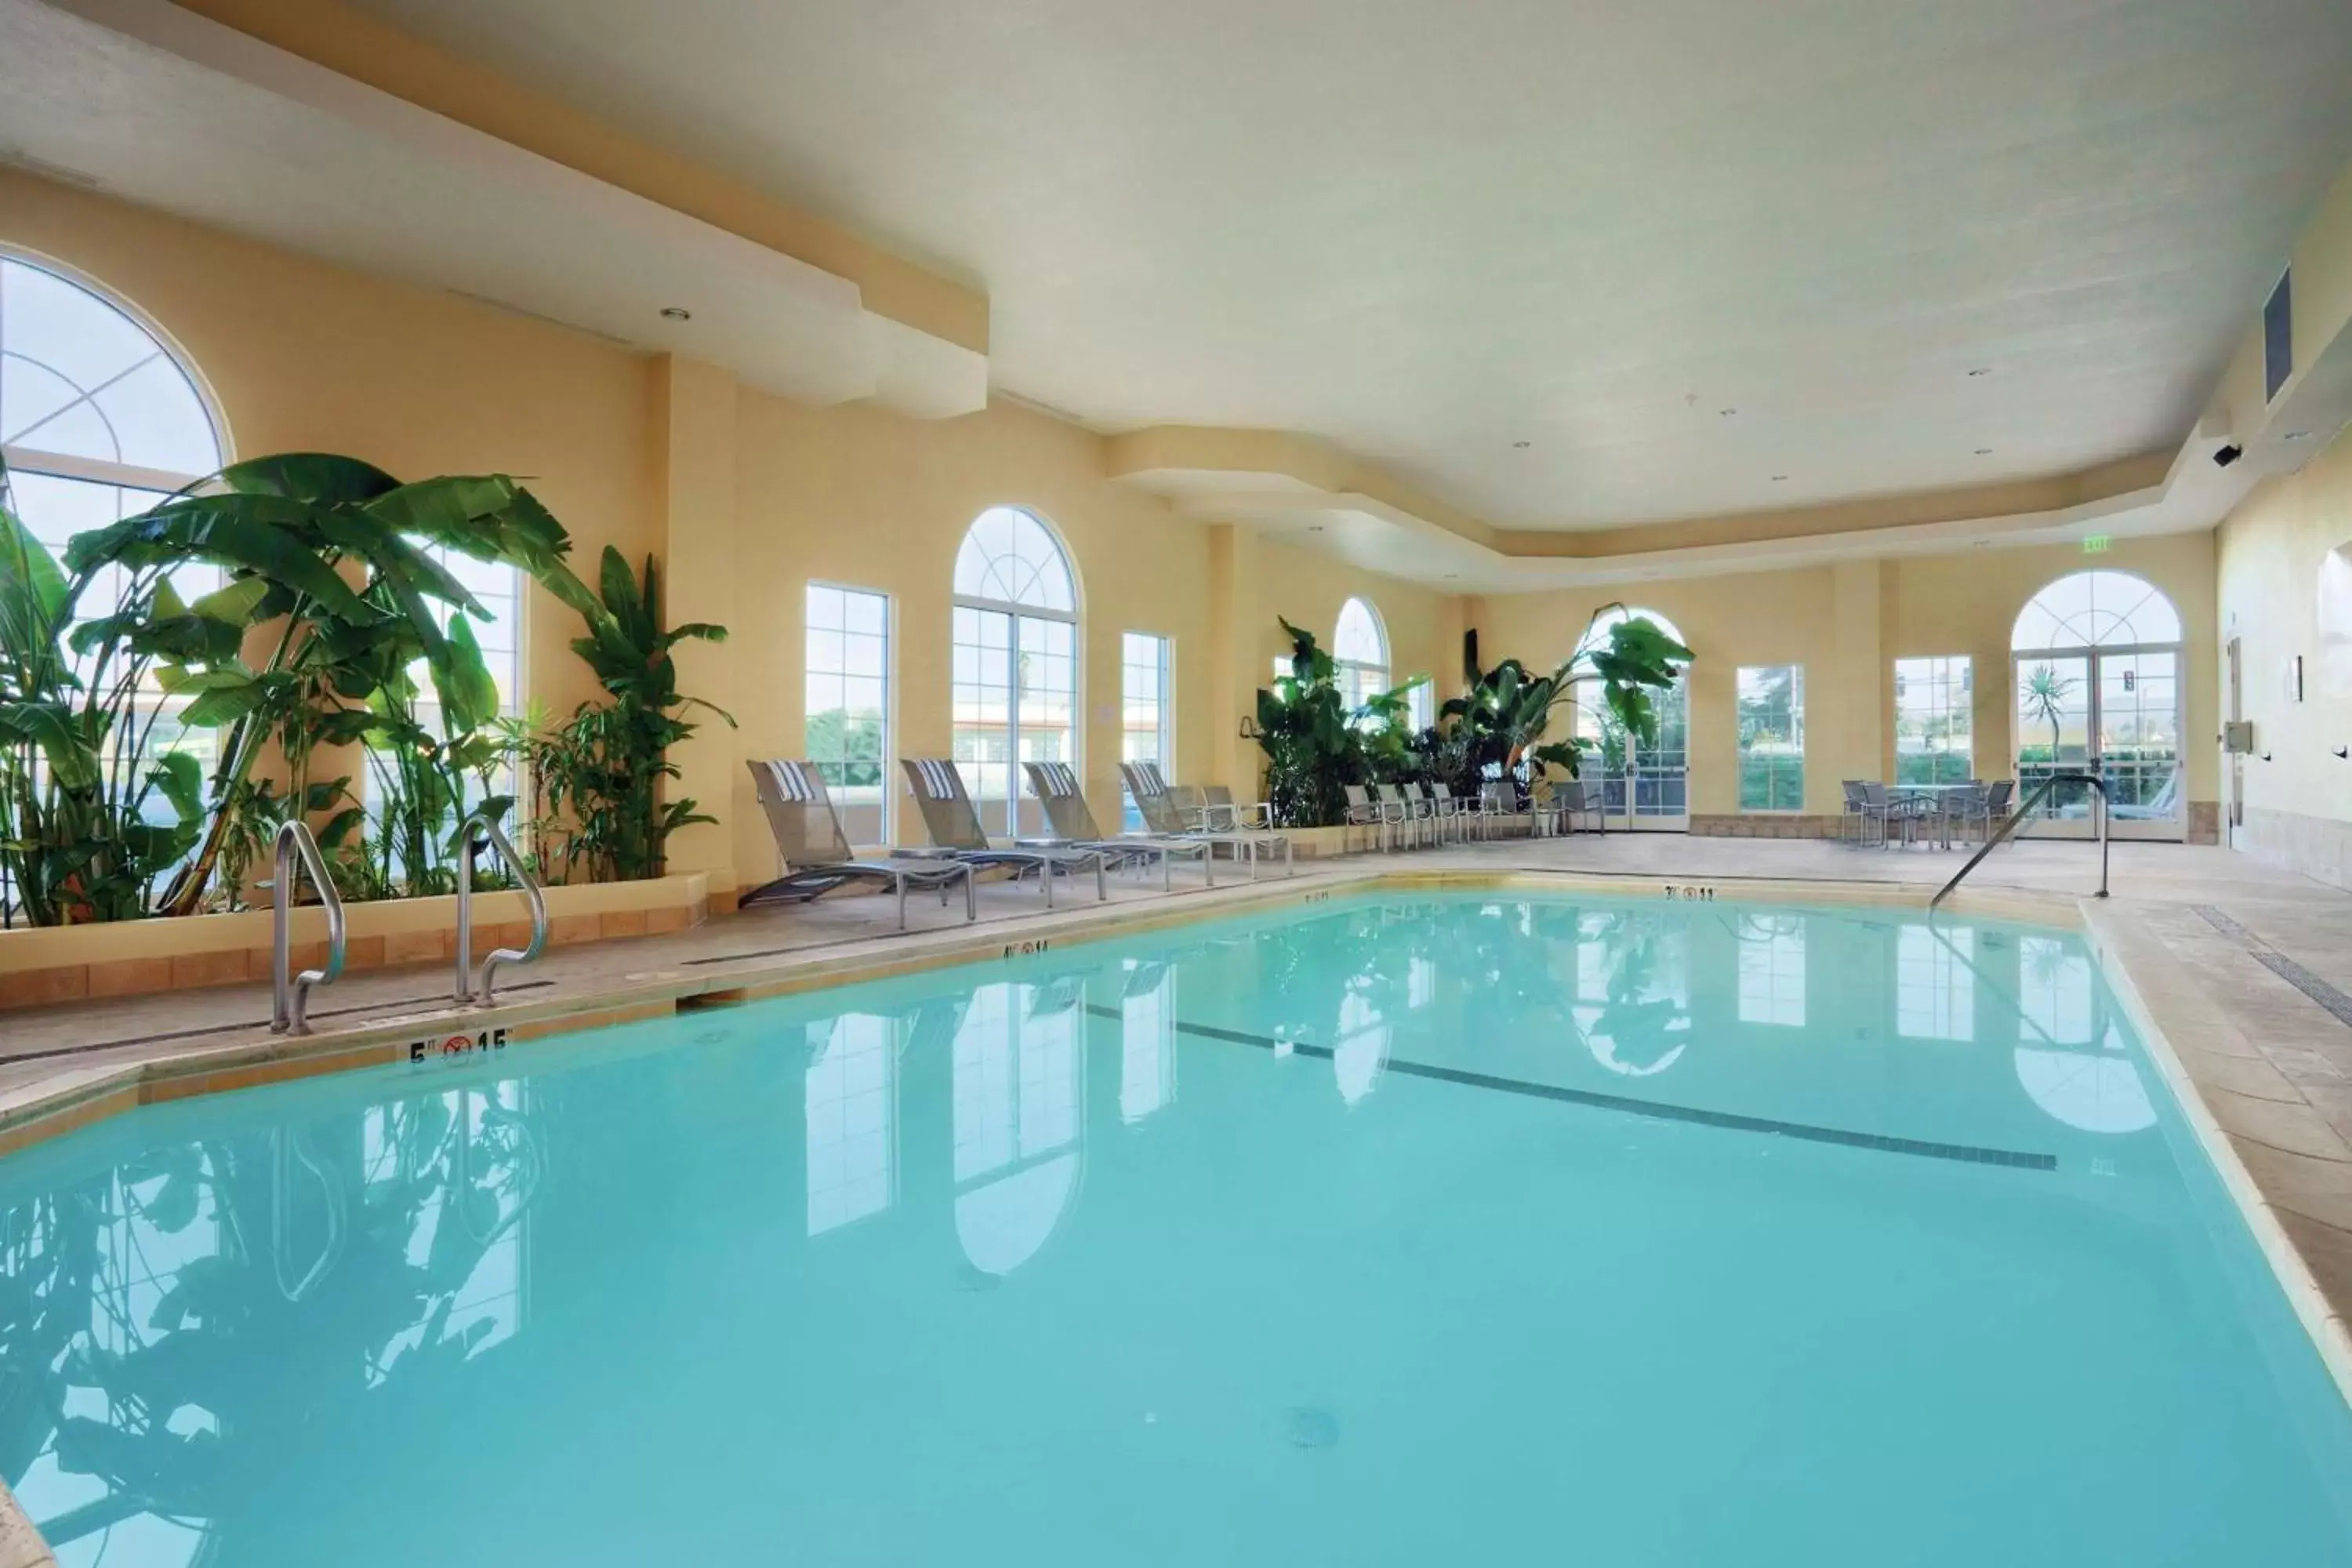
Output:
[
  {"xmin": 1, "ymin": 462, "xmax": 234, "ymax": 924},
  {"xmin": 64, "ymin": 453, "xmax": 602, "ymax": 917},
  {"xmin": 1444, "ymin": 605, "xmax": 1690, "ymax": 783},
  {"xmin": 1253, "ymin": 618, "xmax": 1420, "ymax": 828},
  {"xmin": 524, "ymin": 547, "xmax": 731, "ymax": 884}
]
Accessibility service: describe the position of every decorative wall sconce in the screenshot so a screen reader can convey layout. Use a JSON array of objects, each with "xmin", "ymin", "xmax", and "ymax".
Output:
[{"xmin": 1238, "ymin": 716, "xmax": 1261, "ymax": 739}]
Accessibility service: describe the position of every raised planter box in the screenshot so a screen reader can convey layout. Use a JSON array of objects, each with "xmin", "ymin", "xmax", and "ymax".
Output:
[{"xmin": 0, "ymin": 873, "xmax": 710, "ymax": 1011}]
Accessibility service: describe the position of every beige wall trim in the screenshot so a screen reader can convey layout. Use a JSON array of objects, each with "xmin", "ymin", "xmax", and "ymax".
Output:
[
  {"xmin": 147, "ymin": 0, "xmax": 988, "ymax": 354},
  {"xmin": 1108, "ymin": 421, "xmax": 2245, "ymax": 590}
]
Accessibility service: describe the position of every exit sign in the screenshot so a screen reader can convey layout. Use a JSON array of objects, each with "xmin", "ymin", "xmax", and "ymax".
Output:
[{"xmin": 2082, "ymin": 535, "xmax": 2112, "ymax": 554}]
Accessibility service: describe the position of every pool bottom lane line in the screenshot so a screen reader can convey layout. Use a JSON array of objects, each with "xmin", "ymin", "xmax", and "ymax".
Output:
[{"xmin": 1084, "ymin": 1004, "xmax": 2056, "ymax": 1171}]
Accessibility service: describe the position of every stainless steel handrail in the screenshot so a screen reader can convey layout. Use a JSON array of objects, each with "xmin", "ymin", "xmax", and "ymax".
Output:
[
  {"xmin": 1930, "ymin": 771, "xmax": 2111, "ymax": 911},
  {"xmin": 455, "ymin": 815, "xmax": 549, "ymax": 1005},
  {"xmin": 270, "ymin": 820, "xmax": 347, "ymax": 1035}
]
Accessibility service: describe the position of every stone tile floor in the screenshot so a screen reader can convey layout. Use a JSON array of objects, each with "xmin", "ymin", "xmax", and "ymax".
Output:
[{"xmin": 5, "ymin": 829, "xmax": 2352, "ymax": 1348}]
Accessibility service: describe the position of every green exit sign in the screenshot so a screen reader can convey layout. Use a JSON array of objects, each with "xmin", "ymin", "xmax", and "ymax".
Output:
[{"xmin": 2082, "ymin": 535, "xmax": 2112, "ymax": 554}]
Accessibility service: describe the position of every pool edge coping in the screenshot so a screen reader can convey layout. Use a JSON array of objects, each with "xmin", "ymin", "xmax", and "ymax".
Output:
[{"xmin": 2081, "ymin": 900, "xmax": 2352, "ymax": 1406}]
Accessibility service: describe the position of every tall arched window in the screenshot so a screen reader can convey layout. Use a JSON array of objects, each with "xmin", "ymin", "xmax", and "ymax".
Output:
[
  {"xmin": 2, "ymin": 252, "xmax": 229, "ymax": 910},
  {"xmin": 1333, "ymin": 597, "xmax": 1388, "ymax": 710},
  {"xmin": 1570, "ymin": 605, "xmax": 1690, "ymax": 829},
  {"xmin": 953, "ymin": 506, "xmax": 1079, "ymax": 835},
  {"xmin": 2010, "ymin": 570, "xmax": 2183, "ymax": 839}
]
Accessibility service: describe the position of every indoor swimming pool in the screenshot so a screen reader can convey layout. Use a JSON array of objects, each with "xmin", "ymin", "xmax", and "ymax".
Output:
[{"xmin": 3, "ymin": 892, "xmax": 2348, "ymax": 1565}]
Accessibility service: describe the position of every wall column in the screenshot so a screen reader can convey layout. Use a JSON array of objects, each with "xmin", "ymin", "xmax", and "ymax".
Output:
[
  {"xmin": 652, "ymin": 354, "xmax": 743, "ymax": 904},
  {"xmin": 1207, "ymin": 523, "xmax": 1263, "ymax": 797},
  {"xmin": 1830, "ymin": 561, "xmax": 1886, "ymax": 804}
]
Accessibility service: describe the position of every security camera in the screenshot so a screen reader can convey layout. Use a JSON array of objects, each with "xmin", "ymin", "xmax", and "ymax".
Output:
[{"xmin": 2214, "ymin": 443, "xmax": 2245, "ymax": 468}]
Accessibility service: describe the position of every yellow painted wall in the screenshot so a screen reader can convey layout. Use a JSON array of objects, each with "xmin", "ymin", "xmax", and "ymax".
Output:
[
  {"xmin": 2217, "ymin": 423, "xmax": 2352, "ymax": 833},
  {"xmin": 0, "ymin": 167, "xmax": 659, "ymax": 728},
  {"xmin": 2, "ymin": 172, "xmax": 1464, "ymax": 894},
  {"xmin": 1473, "ymin": 533, "xmax": 2219, "ymax": 825}
]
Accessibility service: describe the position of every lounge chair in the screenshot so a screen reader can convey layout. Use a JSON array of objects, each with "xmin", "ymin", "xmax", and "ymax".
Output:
[
  {"xmin": 1121, "ymin": 762, "xmax": 1295, "ymax": 877},
  {"xmin": 740, "ymin": 760, "xmax": 975, "ymax": 928},
  {"xmin": 901, "ymin": 758, "xmax": 1109, "ymax": 906},
  {"xmin": 1022, "ymin": 760, "xmax": 1213, "ymax": 888}
]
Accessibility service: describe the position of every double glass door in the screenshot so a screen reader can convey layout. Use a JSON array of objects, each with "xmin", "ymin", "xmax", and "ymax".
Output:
[
  {"xmin": 952, "ymin": 605, "xmax": 1077, "ymax": 837},
  {"xmin": 1574, "ymin": 677, "xmax": 1690, "ymax": 831},
  {"xmin": 2012, "ymin": 648, "xmax": 2183, "ymax": 840}
]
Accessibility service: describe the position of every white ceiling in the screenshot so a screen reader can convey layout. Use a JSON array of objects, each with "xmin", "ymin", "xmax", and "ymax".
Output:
[
  {"xmin": 344, "ymin": 0, "xmax": 2352, "ymax": 529},
  {"xmin": 0, "ymin": 0, "xmax": 987, "ymax": 418}
]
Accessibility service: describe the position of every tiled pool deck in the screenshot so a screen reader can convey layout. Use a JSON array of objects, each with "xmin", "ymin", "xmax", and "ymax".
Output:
[{"xmin": 4, "ymin": 833, "xmax": 2351, "ymax": 1425}]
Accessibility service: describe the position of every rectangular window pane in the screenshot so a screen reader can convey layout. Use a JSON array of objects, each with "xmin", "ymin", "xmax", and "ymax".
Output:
[
  {"xmin": 366, "ymin": 540, "xmax": 525, "ymax": 867},
  {"xmin": 1737, "ymin": 916, "xmax": 1806, "ymax": 1027},
  {"xmin": 806, "ymin": 583, "xmax": 891, "ymax": 845},
  {"xmin": 1898, "ymin": 925, "xmax": 1973, "ymax": 1041},
  {"xmin": 1893, "ymin": 655, "xmax": 1973, "ymax": 785},
  {"xmin": 1121, "ymin": 632, "xmax": 1171, "ymax": 829},
  {"xmin": 1736, "ymin": 664, "xmax": 1805, "ymax": 812}
]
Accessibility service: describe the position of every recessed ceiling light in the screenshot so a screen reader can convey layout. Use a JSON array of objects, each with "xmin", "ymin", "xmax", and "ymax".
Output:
[
  {"xmin": 1975, "ymin": 448, "xmax": 1994, "ymax": 456},
  {"xmin": 1967, "ymin": 368, "xmax": 1992, "ymax": 377},
  {"xmin": 659, "ymin": 306, "xmax": 692, "ymax": 321}
]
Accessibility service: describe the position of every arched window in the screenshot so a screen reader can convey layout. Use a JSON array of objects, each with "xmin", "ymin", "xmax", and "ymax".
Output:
[
  {"xmin": 2, "ymin": 253, "xmax": 229, "ymax": 913},
  {"xmin": 2, "ymin": 251, "xmax": 224, "ymax": 484},
  {"xmin": 1332, "ymin": 596, "xmax": 1388, "ymax": 710},
  {"xmin": 2010, "ymin": 570, "xmax": 2182, "ymax": 652},
  {"xmin": 952, "ymin": 506, "xmax": 1080, "ymax": 835},
  {"xmin": 2010, "ymin": 571, "xmax": 2184, "ymax": 837},
  {"xmin": 1570, "ymin": 605, "xmax": 1691, "ymax": 826}
]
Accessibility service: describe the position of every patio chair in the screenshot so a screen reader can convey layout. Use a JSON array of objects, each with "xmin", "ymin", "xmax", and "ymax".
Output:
[
  {"xmin": 1202, "ymin": 783, "xmax": 1277, "ymax": 832},
  {"xmin": 1343, "ymin": 782, "xmax": 1397, "ymax": 852},
  {"xmin": 1410, "ymin": 782, "xmax": 1464, "ymax": 844},
  {"xmin": 1947, "ymin": 779, "xmax": 2016, "ymax": 846},
  {"xmin": 740, "ymin": 760, "xmax": 976, "ymax": 929},
  {"xmin": 900, "ymin": 758, "xmax": 1109, "ymax": 906},
  {"xmin": 1122, "ymin": 761, "xmax": 1296, "ymax": 877},
  {"xmin": 1022, "ymin": 760, "xmax": 1212, "ymax": 888},
  {"xmin": 1478, "ymin": 779, "xmax": 1520, "ymax": 837},
  {"xmin": 1374, "ymin": 783, "xmax": 1429, "ymax": 848},
  {"xmin": 1839, "ymin": 781, "xmax": 1871, "ymax": 845},
  {"xmin": 1862, "ymin": 780, "xmax": 1931, "ymax": 849},
  {"xmin": 1554, "ymin": 779, "xmax": 1605, "ymax": 834},
  {"xmin": 1430, "ymin": 782, "xmax": 1475, "ymax": 841}
]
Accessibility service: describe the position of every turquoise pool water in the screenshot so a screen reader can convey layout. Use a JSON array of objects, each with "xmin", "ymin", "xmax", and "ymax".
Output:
[{"xmin": 4, "ymin": 892, "xmax": 2350, "ymax": 1565}]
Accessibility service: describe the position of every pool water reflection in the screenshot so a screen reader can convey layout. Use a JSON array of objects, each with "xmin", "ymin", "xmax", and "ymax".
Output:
[{"xmin": 3, "ymin": 895, "xmax": 2348, "ymax": 1566}]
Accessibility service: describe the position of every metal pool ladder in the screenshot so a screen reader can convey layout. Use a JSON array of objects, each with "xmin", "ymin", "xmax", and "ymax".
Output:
[
  {"xmin": 270, "ymin": 820, "xmax": 347, "ymax": 1035},
  {"xmin": 455, "ymin": 814, "xmax": 549, "ymax": 1005},
  {"xmin": 1930, "ymin": 770, "xmax": 2111, "ymax": 913}
]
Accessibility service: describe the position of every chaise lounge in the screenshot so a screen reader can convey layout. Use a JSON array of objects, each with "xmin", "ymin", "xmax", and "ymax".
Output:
[{"xmin": 740, "ymin": 759, "xmax": 976, "ymax": 928}]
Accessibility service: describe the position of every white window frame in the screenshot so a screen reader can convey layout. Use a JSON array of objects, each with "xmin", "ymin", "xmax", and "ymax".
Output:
[
  {"xmin": 1333, "ymin": 596, "xmax": 1390, "ymax": 713},
  {"xmin": 805, "ymin": 581, "xmax": 894, "ymax": 846},
  {"xmin": 1736, "ymin": 663, "xmax": 1806, "ymax": 814},
  {"xmin": 1893, "ymin": 655, "xmax": 1973, "ymax": 786},
  {"xmin": 952, "ymin": 508, "xmax": 1081, "ymax": 837},
  {"xmin": 1120, "ymin": 632, "xmax": 1173, "ymax": 830},
  {"xmin": 2, "ymin": 249, "xmax": 230, "ymax": 916}
]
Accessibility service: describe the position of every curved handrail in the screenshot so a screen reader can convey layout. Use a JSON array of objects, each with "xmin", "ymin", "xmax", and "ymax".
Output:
[
  {"xmin": 270, "ymin": 820, "xmax": 347, "ymax": 1035},
  {"xmin": 456, "ymin": 815, "xmax": 548, "ymax": 1005},
  {"xmin": 1930, "ymin": 771, "xmax": 2111, "ymax": 911}
]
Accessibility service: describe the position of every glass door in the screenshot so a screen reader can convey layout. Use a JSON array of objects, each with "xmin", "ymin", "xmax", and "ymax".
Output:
[
  {"xmin": 2096, "ymin": 650, "xmax": 2182, "ymax": 840},
  {"xmin": 1574, "ymin": 676, "xmax": 1690, "ymax": 831},
  {"xmin": 2013, "ymin": 651, "xmax": 2183, "ymax": 840}
]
